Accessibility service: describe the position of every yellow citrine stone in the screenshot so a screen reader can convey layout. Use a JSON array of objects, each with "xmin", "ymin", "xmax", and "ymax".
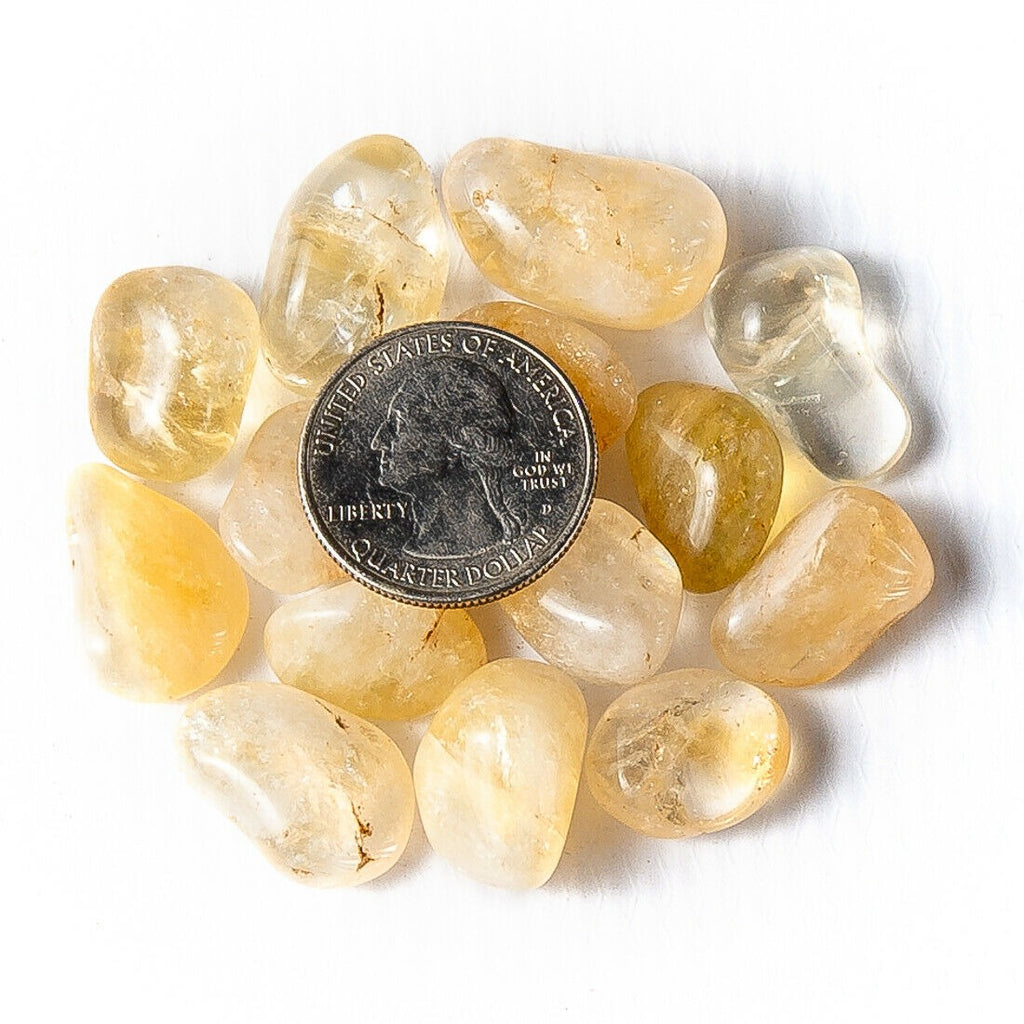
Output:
[
  {"xmin": 67, "ymin": 463, "xmax": 249, "ymax": 700},
  {"xmin": 444, "ymin": 138, "xmax": 727, "ymax": 329},
  {"xmin": 89, "ymin": 267, "xmax": 260, "ymax": 481},
  {"xmin": 626, "ymin": 382, "xmax": 783, "ymax": 592},
  {"xmin": 711, "ymin": 486, "xmax": 934, "ymax": 685}
]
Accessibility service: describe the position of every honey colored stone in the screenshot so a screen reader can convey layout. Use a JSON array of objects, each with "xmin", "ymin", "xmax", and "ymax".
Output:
[
  {"xmin": 219, "ymin": 402, "xmax": 345, "ymax": 593},
  {"xmin": 457, "ymin": 301, "xmax": 637, "ymax": 450},
  {"xmin": 413, "ymin": 659, "xmax": 587, "ymax": 889},
  {"xmin": 704, "ymin": 247, "xmax": 911, "ymax": 481},
  {"xmin": 260, "ymin": 135, "xmax": 449, "ymax": 395},
  {"xmin": 585, "ymin": 670, "xmax": 790, "ymax": 838},
  {"xmin": 444, "ymin": 138, "xmax": 727, "ymax": 330},
  {"xmin": 178, "ymin": 682, "xmax": 414, "ymax": 886},
  {"xmin": 711, "ymin": 486, "xmax": 934, "ymax": 685},
  {"xmin": 265, "ymin": 582, "xmax": 487, "ymax": 720},
  {"xmin": 67, "ymin": 464, "xmax": 249, "ymax": 701},
  {"xmin": 501, "ymin": 499, "xmax": 683, "ymax": 686},
  {"xmin": 89, "ymin": 267, "xmax": 260, "ymax": 481},
  {"xmin": 626, "ymin": 382, "xmax": 783, "ymax": 593}
]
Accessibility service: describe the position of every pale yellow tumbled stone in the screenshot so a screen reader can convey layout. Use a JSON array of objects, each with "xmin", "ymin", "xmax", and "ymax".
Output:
[
  {"xmin": 711, "ymin": 486, "xmax": 934, "ymax": 685},
  {"xmin": 457, "ymin": 301, "xmax": 637, "ymax": 450},
  {"xmin": 178, "ymin": 682, "xmax": 414, "ymax": 886},
  {"xmin": 265, "ymin": 581, "xmax": 487, "ymax": 720},
  {"xmin": 414, "ymin": 659, "xmax": 587, "ymax": 889},
  {"xmin": 501, "ymin": 499, "xmax": 683, "ymax": 686},
  {"xmin": 260, "ymin": 135, "xmax": 449, "ymax": 395},
  {"xmin": 89, "ymin": 267, "xmax": 260, "ymax": 481},
  {"xmin": 444, "ymin": 138, "xmax": 727, "ymax": 330},
  {"xmin": 586, "ymin": 670, "xmax": 790, "ymax": 838},
  {"xmin": 219, "ymin": 402, "xmax": 345, "ymax": 593},
  {"xmin": 67, "ymin": 463, "xmax": 249, "ymax": 701}
]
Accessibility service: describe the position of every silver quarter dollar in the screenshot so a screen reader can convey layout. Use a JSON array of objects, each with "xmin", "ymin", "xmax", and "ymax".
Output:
[{"xmin": 299, "ymin": 321, "xmax": 597, "ymax": 606}]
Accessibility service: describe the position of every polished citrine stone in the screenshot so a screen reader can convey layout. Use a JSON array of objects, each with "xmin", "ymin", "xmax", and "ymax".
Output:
[
  {"xmin": 626, "ymin": 382, "xmax": 783, "ymax": 592},
  {"xmin": 67, "ymin": 463, "xmax": 249, "ymax": 700}
]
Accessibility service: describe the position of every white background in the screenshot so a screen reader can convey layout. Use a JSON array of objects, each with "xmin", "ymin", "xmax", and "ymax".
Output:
[{"xmin": 2, "ymin": 2, "xmax": 1021, "ymax": 1020}]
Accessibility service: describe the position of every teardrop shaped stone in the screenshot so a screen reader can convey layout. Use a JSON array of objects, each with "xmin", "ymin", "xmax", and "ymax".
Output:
[
  {"xmin": 704, "ymin": 247, "xmax": 911, "ymax": 480},
  {"xmin": 444, "ymin": 138, "xmax": 727, "ymax": 329},
  {"xmin": 89, "ymin": 267, "xmax": 260, "ymax": 481},
  {"xmin": 67, "ymin": 464, "xmax": 249, "ymax": 700},
  {"xmin": 264, "ymin": 582, "xmax": 487, "ymax": 720},
  {"xmin": 626, "ymin": 382, "xmax": 783, "ymax": 593},
  {"xmin": 178, "ymin": 682, "xmax": 414, "ymax": 886},
  {"xmin": 711, "ymin": 486, "xmax": 934, "ymax": 685},
  {"xmin": 260, "ymin": 135, "xmax": 449, "ymax": 395},
  {"xmin": 586, "ymin": 670, "xmax": 790, "ymax": 837},
  {"xmin": 457, "ymin": 301, "xmax": 637, "ymax": 450},
  {"xmin": 414, "ymin": 659, "xmax": 587, "ymax": 889}
]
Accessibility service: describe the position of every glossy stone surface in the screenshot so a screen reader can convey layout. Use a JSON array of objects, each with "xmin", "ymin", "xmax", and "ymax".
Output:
[
  {"xmin": 585, "ymin": 670, "xmax": 790, "ymax": 838},
  {"xmin": 260, "ymin": 135, "xmax": 449, "ymax": 395},
  {"xmin": 219, "ymin": 402, "xmax": 344, "ymax": 593},
  {"xmin": 711, "ymin": 486, "xmax": 934, "ymax": 685},
  {"xmin": 264, "ymin": 582, "xmax": 487, "ymax": 720},
  {"xmin": 413, "ymin": 659, "xmax": 587, "ymax": 889},
  {"xmin": 67, "ymin": 464, "xmax": 249, "ymax": 701},
  {"xmin": 457, "ymin": 301, "xmax": 637, "ymax": 450},
  {"xmin": 444, "ymin": 138, "xmax": 727, "ymax": 330},
  {"xmin": 501, "ymin": 499, "xmax": 683, "ymax": 686},
  {"xmin": 704, "ymin": 246, "xmax": 911, "ymax": 481},
  {"xmin": 89, "ymin": 267, "xmax": 260, "ymax": 481},
  {"xmin": 178, "ymin": 682, "xmax": 414, "ymax": 886},
  {"xmin": 626, "ymin": 382, "xmax": 783, "ymax": 593}
]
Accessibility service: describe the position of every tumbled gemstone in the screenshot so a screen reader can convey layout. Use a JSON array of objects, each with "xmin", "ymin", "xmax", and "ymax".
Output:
[
  {"xmin": 264, "ymin": 582, "xmax": 487, "ymax": 720},
  {"xmin": 89, "ymin": 267, "xmax": 260, "ymax": 481},
  {"xmin": 413, "ymin": 659, "xmax": 587, "ymax": 889},
  {"xmin": 444, "ymin": 138, "xmax": 727, "ymax": 329},
  {"xmin": 219, "ymin": 402, "xmax": 345, "ymax": 593},
  {"xmin": 711, "ymin": 486, "xmax": 934, "ymax": 685},
  {"xmin": 67, "ymin": 464, "xmax": 249, "ymax": 700},
  {"xmin": 704, "ymin": 246, "xmax": 911, "ymax": 480},
  {"xmin": 500, "ymin": 499, "xmax": 683, "ymax": 686},
  {"xmin": 585, "ymin": 670, "xmax": 790, "ymax": 837},
  {"xmin": 625, "ymin": 382, "xmax": 783, "ymax": 592},
  {"xmin": 178, "ymin": 681, "xmax": 414, "ymax": 886},
  {"xmin": 457, "ymin": 301, "xmax": 637, "ymax": 450},
  {"xmin": 260, "ymin": 134, "xmax": 449, "ymax": 395}
]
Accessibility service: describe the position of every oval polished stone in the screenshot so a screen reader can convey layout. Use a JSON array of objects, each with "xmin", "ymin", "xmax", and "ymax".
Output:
[
  {"xmin": 265, "ymin": 582, "xmax": 487, "ymax": 720},
  {"xmin": 178, "ymin": 682, "xmax": 414, "ymax": 886},
  {"xmin": 711, "ymin": 486, "xmax": 934, "ymax": 685},
  {"xmin": 457, "ymin": 301, "xmax": 637, "ymax": 450},
  {"xmin": 625, "ymin": 382, "xmax": 783, "ymax": 592},
  {"xmin": 704, "ymin": 246, "xmax": 911, "ymax": 481},
  {"xmin": 89, "ymin": 267, "xmax": 260, "ymax": 481},
  {"xmin": 500, "ymin": 499, "xmax": 683, "ymax": 686},
  {"xmin": 67, "ymin": 463, "xmax": 249, "ymax": 701},
  {"xmin": 219, "ymin": 403, "xmax": 345, "ymax": 594},
  {"xmin": 413, "ymin": 659, "xmax": 587, "ymax": 889},
  {"xmin": 260, "ymin": 135, "xmax": 449, "ymax": 395},
  {"xmin": 444, "ymin": 138, "xmax": 727, "ymax": 330},
  {"xmin": 585, "ymin": 670, "xmax": 790, "ymax": 838}
]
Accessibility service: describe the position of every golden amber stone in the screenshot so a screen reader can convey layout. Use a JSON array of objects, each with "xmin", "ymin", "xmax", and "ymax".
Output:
[
  {"xmin": 178, "ymin": 682, "xmax": 414, "ymax": 886},
  {"xmin": 89, "ymin": 267, "xmax": 260, "ymax": 481},
  {"xmin": 625, "ymin": 382, "xmax": 783, "ymax": 592},
  {"xmin": 414, "ymin": 659, "xmax": 587, "ymax": 889},
  {"xmin": 585, "ymin": 670, "xmax": 790, "ymax": 838},
  {"xmin": 67, "ymin": 464, "xmax": 249, "ymax": 701},
  {"xmin": 264, "ymin": 581, "xmax": 487, "ymax": 720},
  {"xmin": 457, "ymin": 301, "xmax": 637, "ymax": 450},
  {"xmin": 260, "ymin": 135, "xmax": 449, "ymax": 395},
  {"xmin": 711, "ymin": 486, "xmax": 934, "ymax": 685},
  {"xmin": 443, "ymin": 138, "xmax": 727, "ymax": 329}
]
